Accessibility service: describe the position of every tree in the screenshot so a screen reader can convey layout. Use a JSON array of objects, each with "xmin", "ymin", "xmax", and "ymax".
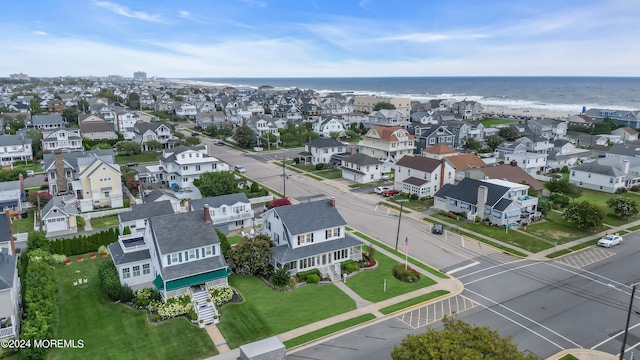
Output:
[
  {"xmin": 345, "ymin": 129, "xmax": 358, "ymax": 139},
  {"xmin": 233, "ymin": 124, "xmax": 252, "ymax": 148},
  {"xmin": 498, "ymin": 127, "xmax": 519, "ymax": 141},
  {"xmin": 28, "ymin": 191, "xmax": 52, "ymax": 208},
  {"xmin": 545, "ymin": 178, "xmax": 580, "ymax": 199},
  {"xmin": 329, "ymin": 131, "xmax": 341, "ymax": 140},
  {"xmin": 227, "ymin": 234, "xmax": 274, "ymax": 277},
  {"xmin": 465, "ymin": 138, "xmax": 482, "ymax": 151},
  {"xmin": 563, "ymin": 201, "xmax": 605, "ymax": 231},
  {"xmin": 128, "ymin": 92, "xmax": 140, "ymax": 109},
  {"xmin": 115, "ymin": 140, "xmax": 141, "ymax": 155},
  {"xmin": 485, "ymin": 135, "xmax": 503, "ymax": 151},
  {"xmin": 215, "ymin": 228, "xmax": 231, "ymax": 257},
  {"xmin": 607, "ymin": 197, "xmax": 639, "ymax": 219},
  {"xmin": 27, "ymin": 128, "xmax": 43, "ymax": 159},
  {"xmin": 145, "ymin": 139, "xmax": 163, "ymax": 151},
  {"xmin": 373, "ymin": 102, "xmax": 396, "ymax": 111},
  {"xmin": 29, "ymin": 99, "xmax": 42, "ymax": 115},
  {"xmin": 391, "ymin": 316, "xmax": 537, "ymax": 360},
  {"xmin": 185, "ymin": 136, "xmax": 201, "ymax": 146},
  {"xmin": 27, "ymin": 231, "xmax": 50, "ymax": 252},
  {"xmin": 193, "ymin": 172, "xmax": 241, "ymax": 197},
  {"xmin": 519, "ymin": 181, "xmax": 538, "ymax": 197},
  {"xmin": 267, "ymin": 198, "xmax": 292, "ymax": 209},
  {"xmin": 62, "ymin": 107, "xmax": 79, "ymax": 125},
  {"xmin": 77, "ymin": 99, "xmax": 90, "ymax": 113}
]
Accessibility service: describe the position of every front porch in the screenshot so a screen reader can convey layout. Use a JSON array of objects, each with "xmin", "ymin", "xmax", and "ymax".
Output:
[
  {"xmin": 275, "ymin": 245, "xmax": 363, "ymax": 283},
  {"xmin": 0, "ymin": 316, "xmax": 17, "ymax": 339},
  {"xmin": 189, "ymin": 285, "xmax": 219, "ymax": 326}
]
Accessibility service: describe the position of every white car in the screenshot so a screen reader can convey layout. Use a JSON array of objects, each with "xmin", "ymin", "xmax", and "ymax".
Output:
[
  {"xmin": 374, "ymin": 186, "xmax": 393, "ymax": 194},
  {"xmin": 597, "ymin": 235, "xmax": 623, "ymax": 248},
  {"xmin": 234, "ymin": 165, "xmax": 246, "ymax": 173}
]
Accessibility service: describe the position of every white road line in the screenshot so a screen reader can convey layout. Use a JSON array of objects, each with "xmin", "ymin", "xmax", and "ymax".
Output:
[
  {"xmin": 591, "ymin": 323, "xmax": 640, "ymax": 350},
  {"xmin": 466, "ymin": 288, "xmax": 582, "ymax": 348},
  {"xmin": 545, "ymin": 262, "xmax": 629, "ymax": 293},
  {"xmin": 464, "ymin": 262, "xmax": 539, "ymax": 285},
  {"xmin": 620, "ymin": 340, "xmax": 640, "ymax": 356},
  {"xmin": 446, "ymin": 261, "xmax": 481, "ymax": 275},
  {"xmin": 457, "ymin": 258, "xmax": 529, "ymax": 279}
]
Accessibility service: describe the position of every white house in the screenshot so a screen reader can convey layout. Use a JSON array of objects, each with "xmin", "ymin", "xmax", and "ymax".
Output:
[
  {"xmin": 190, "ymin": 193, "xmax": 255, "ymax": 231},
  {"xmin": 339, "ymin": 152, "xmax": 383, "ymax": 184},
  {"xmin": 116, "ymin": 112, "xmax": 140, "ymax": 140},
  {"xmin": 0, "ymin": 242, "xmax": 20, "ymax": 340},
  {"xmin": 394, "ymin": 156, "xmax": 456, "ymax": 197},
  {"xmin": 569, "ymin": 158, "xmax": 639, "ymax": 193},
  {"xmin": 118, "ymin": 200, "xmax": 175, "ymax": 235},
  {"xmin": 0, "ymin": 134, "xmax": 33, "ymax": 166},
  {"xmin": 147, "ymin": 145, "xmax": 229, "ymax": 190},
  {"xmin": 313, "ymin": 117, "xmax": 346, "ymax": 137},
  {"xmin": 303, "ymin": 138, "xmax": 347, "ymax": 166},
  {"xmin": 41, "ymin": 128, "xmax": 83, "ymax": 153},
  {"xmin": 174, "ymin": 102, "xmax": 198, "ymax": 118},
  {"xmin": 133, "ymin": 122, "xmax": 175, "ymax": 151},
  {"xmin": 260, "ymin": 199, "xmax": 363, "ymax": 281},
  {"xmin": 358, "ymin": 126, "xmax": 416, "ymax": 166},
  {"xmin": 40, "ymin": 199, "xmax": 78, "ymax": 235}
]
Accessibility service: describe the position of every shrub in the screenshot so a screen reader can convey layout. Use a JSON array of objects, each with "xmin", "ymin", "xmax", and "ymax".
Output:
[
  {"xmin": 631, "ymin": 185, "xmax": 640, "ymax": 192},
  {"xmin": 306, "ymin": 274, "xmax": 320, "ymax": 283},
  {"xmin": 98, "ymin": 261, "xmax": 122, "ymax": 301},
  {"xmin": 76, "ymin": 215, "xmax": 86, "ymax": 228},
  {"xmin": 123, "ymin": 226, "xmax": 132, "ymax": 235},
  {"xmin": 551, "ymin": 194, "xmax": 570, "ymax": 207},
  {"xmin": 615, "ymin": 187, "xmax": 628, "ymax": 194},
  {"xmin": 296, "ymin": 268, "xmax": 320, "ymax": 282},
  {"xmin": 120, "ymin": 285, "xmax": 134, "ymax": 302},
  {"xmin": 393, "ymin": 263, "xmax": 420, "ymax": 283},
  {"xmin": 341, "ymin": 260, "xmax": 360, "ymax": 274},
  {"xmin": 157, "ymin": 295, "xmax": 192, "ymax": 319},
  {"xmin": 189, "ymin": 309, "xmax": 198, "ymax": 321},
  {"xmin": 151, "ymin": 314, "xmax": 161, "ymax": 321},
  {"xmin": 98, "ymin": 245, "xmax": 109, "ymax": 255},
  {"xmin": 315, "ymin": 163, "xmax": 325, "ymax": 170},
  {"xmin": 50, "ymin": 253, "xmax": 67, "ymax": 265},
  {"xmin": 410, "ymin": 193, "xmax": 419, "ymax": 200},
  {"xmin": 561, "ymin": 165, "xmax": 569, "ymax": 173},
  {"xmin": 209, "ymin": 285, "xmax": 234, "ymax": 306},
  {"xmin": 270, "ymin": 267, "xmax": 292, "ymax": 289}
]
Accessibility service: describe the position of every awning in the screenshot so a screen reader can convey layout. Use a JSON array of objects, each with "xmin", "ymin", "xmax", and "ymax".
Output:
[
  {"xmin": 153, "ymin": 274, "xmax": 164, "ymax": 291},
  {"xmin": 492, "ymin": 210, "xmax": 502, "ymax": 217},
  {"xmin": 165, "ymin": 267, "xmax": 232, "ymax": 292},
  {"xmin": 449, "ymin": 199, "xmax": 457, "ymax": 205},
  {"xmin": 484, "ymin": 209, "xmax": 491, "ymax": 215},
  {"xmin": 505, "ymin": 209, "xmax": 522, "ymax": 218},
  {"xmin": 459, "ymin": 203, "xmax": 470, "ymax": 210}
]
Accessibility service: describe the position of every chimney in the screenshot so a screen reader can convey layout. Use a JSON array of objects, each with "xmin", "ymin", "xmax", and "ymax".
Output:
[
  {"xmin": 440, "ymin": 158, "xmax": 445, "ymax": 189},
  {"xmin": 350, "ymin": 146, "xmax": 357, "ymax": 155},
  {"xmin": 329, "ymin": 198, "xmax": 335, "ymax": 208},
  {"xmin": 187, "ymin": 198, "xmax": 192, "ymax": 212},
  {"xmin": 477, "ymin": 185, "xmax": 488, "ymax": 219},
  {"xmin": 623, "ymin": 159, "xmax": 630, "ymax": 175},
  {"xmin": 5, "ymin": 210, "xmax": 15, "ymax": 256},
  {"xmin": 19, "ymin": 173, "xmax": 25, "ymax": 199},
  {"xmin": 204, "ymin": 204, "xmax": 211, "ymax": 224}
]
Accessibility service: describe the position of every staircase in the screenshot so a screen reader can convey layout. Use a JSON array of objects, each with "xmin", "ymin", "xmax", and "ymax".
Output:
[
  {"xmin": 325, "ymin": 263, "xmax": 342, "ymax": 283},
  {"xmin": 191, "ymin": 288, "xmax": 217, "ymax": 325}
]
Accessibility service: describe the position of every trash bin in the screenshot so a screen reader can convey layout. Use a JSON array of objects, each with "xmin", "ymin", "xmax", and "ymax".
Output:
[{"xmin": 21, "ymin": 212, "xmax": 28, "ymax": 219}]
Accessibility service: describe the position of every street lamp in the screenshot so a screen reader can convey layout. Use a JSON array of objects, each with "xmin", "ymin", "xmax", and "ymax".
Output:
[
  {"xmin": 394, "ymin": 199, "xmax": 409, "ymax": 252},
  {"xmin": 620, "ymin": 282, "xmax": 640, "ymax": 360}
]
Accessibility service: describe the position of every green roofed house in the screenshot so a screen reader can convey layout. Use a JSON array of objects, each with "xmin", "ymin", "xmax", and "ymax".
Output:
[{"xmin": 109, "ymin": 205, "xmax": 231, "ymax": 325}]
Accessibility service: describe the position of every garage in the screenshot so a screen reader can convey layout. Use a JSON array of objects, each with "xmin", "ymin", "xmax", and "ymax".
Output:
[{"xmin": 45, "ymin": 217, "xmax": 68, "ymax": 233}]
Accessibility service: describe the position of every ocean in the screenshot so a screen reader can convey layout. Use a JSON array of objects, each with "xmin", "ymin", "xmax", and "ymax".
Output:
[{"xmin": 184, "ymin": 77, "xmax": 640, "ymax": 115}]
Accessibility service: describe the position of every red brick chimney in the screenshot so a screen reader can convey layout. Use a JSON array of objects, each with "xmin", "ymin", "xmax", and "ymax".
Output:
[
  {"xmin": 204, "ymin": 204, "xmax": 211, "ymax": 224},
  {"xmin": 187, "ymin": 198, "xmax": 192, "ymax": 212},
  {"xmin": 440, "ymin": 158, "xmax": 445, "ymax": 189},
  {"xmin": 19, "ymin": 173, "xmax": 25, "ymax": 201},
  {"xmin": 5, "ymin": 210, "xmax": 15, "ymax": 256},
  {"xmin": 329, "ymin": 197, "xmax": 335, "ymax": 208}
]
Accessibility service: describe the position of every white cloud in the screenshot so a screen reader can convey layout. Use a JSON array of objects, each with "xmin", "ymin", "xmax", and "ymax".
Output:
[
  {"xmin": 33, "ymin": 31, "xmax": 48, "ymax": 36},
  {"xmin": 237, "ymin": 0, "xmax": 267, "ymax": 7},
  {"xmin": 178, "ymin": 10, "xmax": 190, "ymax": 19},
  {"xmin": 94, "ymin": 1, "xmax": 166, "ymax": 23},
  {"xmin": 379, "ymin": 32, "xmax": 489, "ymax": 43}
]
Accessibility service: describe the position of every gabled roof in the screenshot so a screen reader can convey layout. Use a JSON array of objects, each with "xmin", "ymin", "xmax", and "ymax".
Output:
[
  {"xmin": 31, "ymin": 113, "xmax": 63, "ymax": 125},
  {"xmin": 476, "ymin": 164, "xmax": 544, "ymax": 191},
  {"xmin": 364, "ymin": 126, "xmax": 415, "ymax": 142},
  {"xmin": 340, "ymin": 153, "xmax": 381, "ymax": 166},
  {"xmin": 119, "ymin": 200, "xmax": 175, "ymax": 223},
  {"xmin": 134, "ymin": 121, "xmax": 171, "ymax": 135},
  {"xmin": 41, "ymin": 198, "xmax": 78, "ymax": 219},
  {"xmin": 149, "ymin": 211, "xmax": 220, "ymax": 255},
  {"xmin": 608, "ymin": 144, "xmax": 640, "ymax": 157},
  {"xmin": 158, "ymin": 145, "xmax": 208, "ymax": 162},
  {"xmin": 191, "ymin": 193, "xmax": 250, "ymax": 211},
  {"xmin": 271, "ymin": 200, "xmax": 347, "ymax": 236},
  {"xmin": 571, "ymin": 158, "xmax": 628, "ymax": 177},
  {"xmin": 396, "ymin": 156, "xmax": 441, "ymax": 173},
  {"xmin": 143, "ymin": 189, "xmax": 179, "ymax": 203},
  {"xmin": 445, "ymin": 154, "xmax": 486, "ymax": 170},
  {"xmin": 433, "ymin": 177, "xmax": 510, "ymax": 207},
  {"xmin": 423, "ymin": 143, "xmax": 456, "ymax": 155},
  {"xmin": 272, "ymin": 233, "xmax": 363, "ymax": 263},
  {"xmin": 80, "ymin": 121, "xmax": 115, "ymax": 133},
  {"xmin": 0, "ymin": 213, "xmax": 11, "ymax": 244},
  {"xmin": 0, "ymin": 248, "xmax": 17, "ymax": 291},
  {"xmin": 43, "ymin": 149, "xmax": 116, "ymax": 172}
]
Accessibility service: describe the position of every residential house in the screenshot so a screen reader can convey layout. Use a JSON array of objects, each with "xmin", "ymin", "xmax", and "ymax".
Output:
[
  {"xmin": 146, "ymin": 145, "xmax": 229, "ymax": 190},
  {"xmin": 446, "ymin": 120, "xmax": 485, "ymax": 148},
  {"xmin": 45, "ymin": 99, "xmax": 65, "ymax": 114},
  {"xmin": 353, "ymin": 96, "xmax": 412, "ymax": 116},
  {"xmin": 358, "ymin": 126, "xmax": 416, "ymax": 165},
  {"xmin": 605, "ymin": 144, "xmax": 640, "ymax": 161},
  {"xmin": 39, "ymin": 198, "xmax": 78, "ymax": 235},
  {"xmin": 313, "ymin": 117, "xmax": 346, "ymax": 138},
  {"xmin": 413, "ymin": 125, "xmax": 455, "ymax": 154},
  {"xmin": 430, "ymin": 110, "xmax": 456, "ymax": 123},
  {"xmin": 515, "ymin": 136, "xmax": 554, "ymax": 154},
  {"xmin": 546, "ymin": 140, "xmax": 591, "ymax": 169},
  {"xmin": 496, "ymin": 140, "xmax": 527, "ymax": 159},
  {"xmin": 445, "ymin": 153, "xmax": 487, "ymax": 181},
  {"xmin": 118, "ymin": 200, "xmax": 175, "ymax": 235},
  {"xmin": 584, "ymin": 108, "xmax": 640, "ymax": 127},
  {"xmin": 612, "ymin": 127, "xmax": 639, "ymax": 142},
  {"xmin": 116, "ymin": 111, "xmax": 140, "ymax": 140},
  {"xmin": 246, "ymin": 117, "xmax": 280, "ymax": 148},
  {"xmin": 394, "ymin": 156, "xmax": 455, "ymax": 197},
  {"xmin": 0, "ymin": 177, "xmax": 26, "ymax": 213},
  {"xmin": 0, "ymin": 239, "xmax": 20, "ymax": 340},
  {"xmin": 574, "ymin": 133, "xmax": 611, "ymax": 148},
  {"xmin": 133, "ymin": 122, "xmax": 175, "ymax": 151},
  {"xmin": 300, "ymin": 102, "xmax": 323, "ymax": 121},
  {"xmin": 190, "ymin": 193, "xmax": 255, "ymax": 231},
  {"xmin": 527, "ymin": 118, "xmax": 568, "ymax": 140},
  {"xmin": 451, "ymin": 100, "xmax": 484, "ymax": 120},
  {"xmin": 43, "ymin": 150, "xmax": 124, "ymax": 211},
  {"xmin": 80, "ymin": 119, "xmax": 117, "ymax": 141},
  {"xmin": 196, "ymin": 111, "xmax": 226, "ymax": 128},
  {"xmin": 433, "ymin": 177, "xmax": 539, "ymax": 226},
  {"xmin": 174, "ymin": 102, "xmax": 198, "ymax": 118},
  {"xmin": 0, "ymin": 134, "xmax": 33, "ymax": 166},
  {"xmin": 272, "ymin": 104, "xmax": 302, "ymax": 121},
  {"xmin": 260, "ymin": 199, "xmax": 363, "ymax": 281},
  {"xmin": 569, "ymin": 158, "xmax": 640, "ymax": 193},
  {"xmin": 41, "ymin": 128, "xmax": 83, "ymax": 153},
  {"xmin": 504, "ymin": 151, "xmax": 548, "ymax": 175},
  {"xmin": 27, "ymin": 113, "xmax": 64, "ymax": 130},
  {"xmin": 421, "ymin": 143, "xmax": 458, "ymax": 160},
  {"xmin": 364, "ymin": 109, "xmax": 410, "ymax": 128},
  {"xmin": 340, "ymin": 152, "xmax": 383, "ymax": 184},
  {"xmin": 464, "ymin": 164, "xmax": 544, "ymax": 193},
  {"xmin": 303, "ymin": 138, "xmax": 347, "ymax": 166}
]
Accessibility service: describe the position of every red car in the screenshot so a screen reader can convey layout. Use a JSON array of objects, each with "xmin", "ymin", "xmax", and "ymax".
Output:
[{"xmin": 382, "ymin": 189, "xmax": 400, "ymax": 197}]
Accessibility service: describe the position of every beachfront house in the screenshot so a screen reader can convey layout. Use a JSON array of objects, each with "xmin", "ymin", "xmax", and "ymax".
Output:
[
  {"xmin": 394, "ymin": 156, "xmax": 455, "ymax": 197},
  {"xmin": 358, "ymin": 126, "xmax": 415, "ymax": 166},
  {"xmin": 569, "ymin": 158, "xmax": 640, "ymax": 193}
]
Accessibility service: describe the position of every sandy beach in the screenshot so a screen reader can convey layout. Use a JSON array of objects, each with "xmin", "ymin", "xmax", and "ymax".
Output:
[{"xmin": 482, "ymin": 106, "xmax": 579, "ymax": 119}]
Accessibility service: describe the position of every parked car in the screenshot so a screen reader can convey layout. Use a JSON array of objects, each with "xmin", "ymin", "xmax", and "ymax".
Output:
[
  {"xmin": 125, "ymin": 162, "xmax": 138, "ymax": 167},
  {"xmin": 234, "ymin": 165, "xmax": 246, "ymax": 173},
  {"xmin": 432, "ymin": 224, "xmax": 444, "ymax": 234},
  {"xmin": 26, "ymin": 170, "xmax": 35, "ymax": 177},
  {"xmin": 375, "ymin": 186, "xmax": 393, "ymax": 194},
  {"xmin": 191, "ymin": 132, "xmax": 199, "ymax": 137},
  {"xmin": 382, "ymin": 189, "xmax": 400, "ymax": 197},
  {"xmin": 213, "ymin": 140, "xmax": 225, "ymax": 146},
  {"xmin": 597, "ymin": 234, "xmax": 623, "ymax": 248}
]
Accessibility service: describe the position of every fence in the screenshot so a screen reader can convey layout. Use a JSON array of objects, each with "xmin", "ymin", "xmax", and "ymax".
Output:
[
  {"xmin": 81, "ymin": 207, "xmax": 131, "ymax": 220},
  {"xmin": 249, "ymin": 195, "xmax": 274, "ymax": 204}
]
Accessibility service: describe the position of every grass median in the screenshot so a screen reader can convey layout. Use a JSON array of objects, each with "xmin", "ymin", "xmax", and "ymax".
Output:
[
  {"xmin": 283, "ymin": 314, "xmax": 376, "ymax": 349},
  {"xmin": 379, "ymin": 290, "xmax": 450, "ymax": 315}
]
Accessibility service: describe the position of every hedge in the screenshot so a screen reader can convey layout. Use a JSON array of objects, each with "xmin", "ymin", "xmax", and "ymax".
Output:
[
  {"xmin": 296, "ymin": 268, "xmax": 320, "ymax": 282},
  {"xmin": 50, "ymin": 228, "xmax": 119, "ymax": 256}
]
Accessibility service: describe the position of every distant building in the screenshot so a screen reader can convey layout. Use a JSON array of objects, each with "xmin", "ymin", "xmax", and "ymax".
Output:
[
  {"xmin": 9, "ymin": 73, "xmax": 29, "ymax": 80},
  {"xmin": 133, "ymin": 71, "xmax": 147, "ymax": 80}
]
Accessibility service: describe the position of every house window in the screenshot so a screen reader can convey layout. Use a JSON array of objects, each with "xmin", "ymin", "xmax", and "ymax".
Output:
[
  {"xmin": 297, "ymin": 233, "xmax": 314, "ymax": 245},
  {"xmin": 171, "ymin": 253, "xmax": 178, "ymax": 264},
  {"xmin": 325, "ymin": 227, "xmax": 341, "ymax": 239},
  {"xmin": 122, "ymin": 268, "xmax": 130, "ymax": 279},
  {"xmin": 588, "ymin": 174, "xmax": 591, "ymax": 178},
  {"xmin": 572, "ymin": 171, "xmax": 575, "ymax": 176},
  {"xmin": 429, "ymin": 138, "xmax": 436, "ymax": 144},
  {"xmin": 133, "ymin": 265, "xmax": 140, "ymax": 277},
  {"xmin": 266, "ymin": 220, "xmax": 271, "ymax": 230},
  {"xmin": 189, "ymin": 250, "xmax": 196, "ymax": 260},
  {"xmin": 143, "ymin": 264, "xmax": 150, "ymax": 275},
  {"xmin": 196, "ymin": 165, "xmax": 201, "ymax": 171},
  {"xmin": 183, "ymin": 166, "xmax": 188, "ymax": 171},
  {"xmin": 104, "ymin": 191, "xmax": 110, "ymax": 198},
  {"xmin": 206, "ymin": 246, "xmax": 212, "ymax": 256}
]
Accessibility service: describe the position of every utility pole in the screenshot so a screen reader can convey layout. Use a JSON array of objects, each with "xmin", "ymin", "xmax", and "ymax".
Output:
[
  {"xmin": 282, "ymin": 158, "xmax": 286, "ymax": 197},
  {"xmin": 394, "ymin": 199, "xmax": 408, "ymax": 251},
  {"xmin": 620, "ymin": 282, "xmax": 639, "ymax": 360}
]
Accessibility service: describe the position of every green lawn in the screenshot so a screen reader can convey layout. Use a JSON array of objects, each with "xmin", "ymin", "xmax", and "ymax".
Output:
[
  {"xmin": 461, "ymin": 222, "xmax": 553, "ymax": 252},
  {"xmin": 50, "ymin": 257, "xmax": 217, "ymax": 360},
  {"xmin": 283, "ymin": 314, "xmax": 375, "ymax": 349},
  {"xmin": 217, "ymin": 275, "xmax": 356, "ymax": 349},
  {"xmin": 115, "ymin": 151, "xmax": 161, "ymax": 164},
  {"xmin": 345, "ymin": 248, "xmax": 436, "ymax": 302},
  {"xmin": 559, "ymin": 354, "xmax": 579, "ymax": 360},
  {"xmin": 479, "ymin": 118, "xmax": 518, "ymax": 127},
  {"xmin": 525, "ymin": 212, "xmax": 593, "ymax": 244},
  {"xmin": 390, "ymin": 197, "xmax": 433, "ymax": 212},
  {"xmin": 428, "ymin": 213, "xmax": 459, "ymax": 225},
  {"xmin": 227, "ymin": 236, "xmax": 243, "ymax": 245},
  {"xmin": 454, "ymin": 229, "xmax": 528, "ymax": 257},
  {"xmin": 571, "ymin": 189, "xmax": 640, "ymax": 226},
  {"xmin": 315, "ymin": 169, "xmax": 343, "ymax": 179},
  {"xmin": 11, "ymin": 215, "xmax": 33, "ymax": 234},
  {"xmin": 90, "ymin": 215, "xmax": 120, "ymax": 229}
]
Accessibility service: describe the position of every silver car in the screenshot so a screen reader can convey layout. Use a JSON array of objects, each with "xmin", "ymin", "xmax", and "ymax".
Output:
[{"xmin": 597, "ymin": 235, "xmax": 623, "ymax": 248}]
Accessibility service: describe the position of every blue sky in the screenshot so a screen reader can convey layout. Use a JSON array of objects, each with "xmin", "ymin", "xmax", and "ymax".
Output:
[{"xmin": 1, "ymin": 0, "xmax": 639, "ymax": 78}]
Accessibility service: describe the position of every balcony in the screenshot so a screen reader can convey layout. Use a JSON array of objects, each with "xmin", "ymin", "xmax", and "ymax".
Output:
[
  {"xmin": 210, "ymin": 209, "xmax": 255, "ymax": 225},
  {"xmin": 516, "ymin": 196, "xmax": 538, "ymax": 209},
  {"xmin": 119, "ymin": 234, "xmax": 148, "ymax": 253},
  {"xmin": 0, "ymin": 317, "xmax": 16, "ymax": 339}
]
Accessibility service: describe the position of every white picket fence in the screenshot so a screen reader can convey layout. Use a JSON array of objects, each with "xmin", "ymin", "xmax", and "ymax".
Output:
[
  {"xmin": 249, "ymin": 195, "xmax": 273, "ymax": 204},
  {"xmin": 81, "ymin": 207, "xmax": 131, "ymax": 220}
]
